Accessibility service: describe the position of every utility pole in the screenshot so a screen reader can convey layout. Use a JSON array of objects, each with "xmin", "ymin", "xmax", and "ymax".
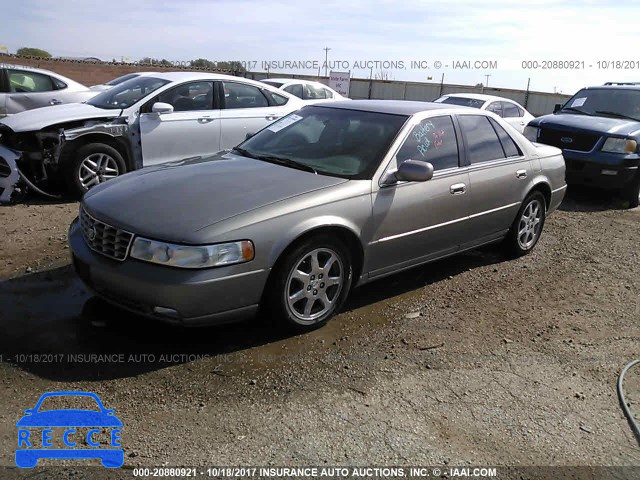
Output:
[
  {"xmin": 323, "ymin": 47, "xmax": 331, "ymax": 77},
  {"xmin": 482, "ymin": 73, "xmax": 491, "ymax": 93}
]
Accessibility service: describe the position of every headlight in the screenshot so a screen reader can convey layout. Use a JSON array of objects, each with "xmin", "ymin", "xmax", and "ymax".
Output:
[
  {"xmin": 130, "ymin": 238, "xmax": 254, "ymax": 269},
  {"xmin": 601, "ymin": 137, "xmax": 638, "ymax": 153},
  {"xmin": 523, "ymin": 126, "xmax": 539, "ymax": 142}
]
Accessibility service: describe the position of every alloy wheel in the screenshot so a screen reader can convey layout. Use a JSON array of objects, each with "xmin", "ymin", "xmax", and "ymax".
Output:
[
  {"xmin": 285, "ymin": 247, "xmax": 344, "ymax": 324},
  {"xmin": 78, "ymin": 153, "xmax": 120, "ymax": 189}
]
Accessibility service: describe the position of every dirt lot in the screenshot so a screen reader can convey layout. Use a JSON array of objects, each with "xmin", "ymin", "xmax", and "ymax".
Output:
[{"xmin": 0, "ymin": 188, "xmax": 639, "ymax": 479}]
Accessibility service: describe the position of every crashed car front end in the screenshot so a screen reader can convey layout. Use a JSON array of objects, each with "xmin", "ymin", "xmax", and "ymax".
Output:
[{"xmin": 0, "ymin": 118, "xmax": 137, "ymax": 203}]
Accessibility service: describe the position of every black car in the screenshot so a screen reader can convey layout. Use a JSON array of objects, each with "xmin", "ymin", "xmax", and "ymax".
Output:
[{"xmin": 524, "ymin": 82, "xmax": 640, "ymax": 207}]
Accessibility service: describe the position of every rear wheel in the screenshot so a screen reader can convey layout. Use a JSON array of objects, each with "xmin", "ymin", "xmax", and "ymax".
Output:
[
  {"xmin": 66, "ymin": 143, "xmax": 126, "ymax": 197},
  {"xmin": 505, "ymin": 191, "xmax": 546, "ymax": 257},
  {"xmin": 266, "ymin": 236, "xmax": 352, "ymax": 331}
]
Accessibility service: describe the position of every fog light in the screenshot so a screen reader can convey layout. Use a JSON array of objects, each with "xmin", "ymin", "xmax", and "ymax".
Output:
[
  {"xmin": 601, "ymin": 169, "xmax": 618, "ymax": 176},
  {"xmin": 152, "ymin": 306, "xmax": 179, "ymax": 318}
]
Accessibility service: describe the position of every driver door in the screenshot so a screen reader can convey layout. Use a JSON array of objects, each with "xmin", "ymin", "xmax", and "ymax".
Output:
[
  {"xmin": 139, "ymin": 80, "xmax": 221, "ymax": 166},
  {"xmin": 367, "ymin": 115, "xmax": 471, "ymax": 278}
]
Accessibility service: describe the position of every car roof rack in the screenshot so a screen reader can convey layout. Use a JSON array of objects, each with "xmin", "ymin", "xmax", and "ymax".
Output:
[{"xmin": 603, "ymin": 82, "xmax": 640, "ymax": 85}]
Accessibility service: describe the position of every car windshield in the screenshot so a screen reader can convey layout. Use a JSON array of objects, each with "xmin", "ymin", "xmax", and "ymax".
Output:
[
  {"xmin": 37, "ymin": 395, "xmax": 101, "ymax": 412},
  {"xmin": 87, "ymin": 76, "xmax": 170, "ymax": 109},
  {"xmin": 106, "ymin": 73, "xmax": 140, "ymax": 86},
  {"xmin": 560, "ymin": 88, "xmax": 640, "ymax": 120},
  {"xmin": 236, "ymin": 106, "xmax": 408, "ymax": 179},
  {"xmin": 435, "ymin": 96, "xmax": 485, "ymax": 109}
]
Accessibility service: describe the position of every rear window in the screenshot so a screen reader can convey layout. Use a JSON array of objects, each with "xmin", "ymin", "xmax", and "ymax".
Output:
[{"xmin": 436, "ymin": 96, "xmax": 485, "ymax": 109}]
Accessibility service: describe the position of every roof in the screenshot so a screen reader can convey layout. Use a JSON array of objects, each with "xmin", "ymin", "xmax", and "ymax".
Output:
[
  {"xmin": 439, "ymin": 93, "xmax": 514, "ymax": 102},
  {"xmin": 583, "ymin": 84, "xmax": 640, "ymax": 90},
  {"xmin": 136, "ymin": 71, "xmax": 280, "ymax": 89},
  {"xmin": 308, "ymin": 99, "xmax": 468, "ymax": 115}
]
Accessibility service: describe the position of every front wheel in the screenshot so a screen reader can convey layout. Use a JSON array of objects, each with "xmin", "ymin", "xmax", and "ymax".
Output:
[
  {"xmin": 266, "ymin": 236, "xmax": 352, "ymax": 331},
  {"xmin": 623, "ymin": 178, "xmax": 640, "ymax": 208},
  {"xmin": 505, "ymin": 191, "xmax": 546, "ymax": 257},
  {"xmin": 66, "ymin": 143, "xmax": 127, "ymax": 197}
]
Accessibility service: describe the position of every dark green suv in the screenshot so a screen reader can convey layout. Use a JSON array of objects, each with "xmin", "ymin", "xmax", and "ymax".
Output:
[{"xmin": 524, "ymin": 82, "xmax": 640, "ymax": 207}]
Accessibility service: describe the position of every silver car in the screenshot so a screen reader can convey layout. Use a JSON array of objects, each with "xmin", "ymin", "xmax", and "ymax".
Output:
[
  {"xmin": 68, "ymin": 100, "xmax": 566, "ymax": 331},
  {"xmin": 0, "ymin": 63, "xmax": 97, "ymax": 117}
]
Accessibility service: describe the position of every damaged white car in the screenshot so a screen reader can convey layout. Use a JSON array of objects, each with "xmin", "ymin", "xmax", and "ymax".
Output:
[{"xmin": 0, "ymin": 72, "xmax": 303, "ymax": 202}]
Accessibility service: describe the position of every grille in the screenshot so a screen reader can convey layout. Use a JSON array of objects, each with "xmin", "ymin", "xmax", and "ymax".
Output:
[
  {"xmin": 80, "ymin": 207, "xmax": 134, "ymax": 261},
  {"xmin": 538, "ymin": 128, "xmax": 601, "ymax": 152}
]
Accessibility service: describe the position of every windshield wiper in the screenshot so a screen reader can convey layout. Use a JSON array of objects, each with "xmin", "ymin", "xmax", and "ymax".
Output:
[
  {"xmin": 561, "ymin": 107, "xmax": 593, "ymax": 115},
  {"xmin": 256, "ymin": 155, "xmax": 317, "ymax": 174},
  {"xmin": 232, "ymin": 147, "xmax": 317, "ymax": 174},
  {"xmin": 595, "ymin": 110, "xmax": 640, "ymax": 121},
  {"xmin": 231, "ymin": 146, "xmax": 259, "ymax": 159}
]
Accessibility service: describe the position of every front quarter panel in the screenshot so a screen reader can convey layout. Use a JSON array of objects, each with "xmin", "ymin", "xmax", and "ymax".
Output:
[{"xmin": 192, "ymin": 180, "xmax": 373, "ymax": 272}]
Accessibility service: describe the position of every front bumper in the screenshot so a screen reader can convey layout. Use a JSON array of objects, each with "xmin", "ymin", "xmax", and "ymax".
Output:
[
  {"xmin": 0, "ymin": 145, "xmax": 22, "ymax": 203},
  {"xmin": 563, "ymin": 151, "xmax": 639, "ymax": 190},
  {"xmin": 69, "ymin": 218, "xmax": 269, "ymax": 326}
]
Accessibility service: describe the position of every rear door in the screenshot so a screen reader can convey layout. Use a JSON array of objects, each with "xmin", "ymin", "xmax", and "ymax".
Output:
[
  {"xmin": 5, "ymin": 68, "xmax": 60, "ymax": 113},
  {"xmin": 457, "ymin": 114, "xmax": 531, "ymax": 246},
  {"xmin": 501, "ymin": 101, "xmax": 527, "ymax": 132},
  {"xmin": 219, "ymin": 81, "xmax": 288, "ymax": 149},
  {"xmin": 139, "ymin": 80, "xmax": 220, "ymax": 166},
  {"xmin": 368, "ymin": 115, "xmax": 471, "ymax": 277}
]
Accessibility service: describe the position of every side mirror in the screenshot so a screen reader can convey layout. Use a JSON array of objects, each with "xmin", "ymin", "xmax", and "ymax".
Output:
[
  {"xmin": 245, "ymin": 132, "xmax": 255, "ymax": 140},
  {"xmin": 24, "ymin": 409, "xmax": 34, "ymax": 414},
  {"xmin": 553, "ymin": 103, "xmax": 562, "ymax": 113},
  {"xmin": 395, "ymin": 160, "xmax": 434, "ymax": 182},
  {"xmin": 151, "ymin": 102, "xmax": 174, "ymax": 114}
]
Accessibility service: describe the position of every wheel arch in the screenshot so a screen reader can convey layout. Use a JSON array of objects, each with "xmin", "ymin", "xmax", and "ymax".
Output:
[
  {"xmin": 266, "ymin": 221, "xmax": 365, "ymax": 292},
  {"xmin": 527, "ymin": 180, "xmax": 552, "ymax": 210},
  {"xmin": 61, "ymin": 133, "xmax": 132, "ymax": 171}
]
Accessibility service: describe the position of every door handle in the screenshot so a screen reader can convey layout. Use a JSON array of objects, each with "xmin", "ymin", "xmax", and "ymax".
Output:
[
  {"xmin": 516, "ymin": 169, "xmax": 527, "ymax": 179},
  {"xmin": 198, "ymin": 116, "xmax": 215, "ymax": 123},
  {"xmin": 49, "ymin": 99, "xmax": 62, "ymax": 105},
  {"xmin": 450, "ymin": 183, "xmax": 466, "ymax": 195},
  {"xmin": 265, "ymin": 115, "xmax": 280, "ymax": 121}
]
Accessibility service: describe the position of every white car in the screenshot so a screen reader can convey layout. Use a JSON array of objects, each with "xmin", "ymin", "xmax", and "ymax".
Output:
[
  {"xmin": 433, "ymin": 93, "xmax": 534, "ymax": 133},
  {"xmin": 0, "ymin": 64, "xmax": 98, "ymax": 117},
  {"xmin": 0, "ymin": 72, "xmax": 303, "ymax": 200},
  {"xmin": 261, "ymin": 78, "xmax": 348, "ymax": 103}
]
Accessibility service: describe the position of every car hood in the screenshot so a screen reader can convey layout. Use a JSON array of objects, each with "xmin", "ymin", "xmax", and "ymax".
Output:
[
  {"xmin": 16, "ymin": 410, "xmax": 123, "ymax": 427},
  {"xmin": 83, "ymin": 152, "xmax": 349, "ymax": 243},
  {"xmin": 530, "ymin": 113, "xmax": 640, "ymax": 136},
  {"xmin": 0, "ymin": 103, "xmax": 122, "ymax": 132}
]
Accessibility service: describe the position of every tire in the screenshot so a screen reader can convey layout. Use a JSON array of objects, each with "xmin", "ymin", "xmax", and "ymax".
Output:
[
  {"xmin": 623, "ymin": 178, "xmax": 640, "ymax": 208},
  {"xmin": 66, "ymin": 143, "xmax": 127, "ymax": 197},
  {"xmin": 266, "ymin": 235, "xmax": 353, "ymax": 331},
  {"xmin": 505, "ymin": 191, "xmax": 546, "ymax": 257}
]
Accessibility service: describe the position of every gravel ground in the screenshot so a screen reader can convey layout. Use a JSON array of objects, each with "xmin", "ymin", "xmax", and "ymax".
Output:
[{"xmin": 0, "ymin": 187, "xmax": 639, "ymax": 479}]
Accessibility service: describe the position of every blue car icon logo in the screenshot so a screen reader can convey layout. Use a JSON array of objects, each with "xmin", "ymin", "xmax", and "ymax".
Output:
[{"xmin": 16, "ymin": 391, "xmax": 123, "ymax": 468}]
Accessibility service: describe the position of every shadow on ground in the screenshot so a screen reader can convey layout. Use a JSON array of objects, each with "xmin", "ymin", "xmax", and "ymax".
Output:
[
  {"xmin": 0, "ymin": 245, "xmax": 506, "ymax": 382},
  {"xmin": 559, "ymin": 185, "xmax": 632, "ymax": 212}
]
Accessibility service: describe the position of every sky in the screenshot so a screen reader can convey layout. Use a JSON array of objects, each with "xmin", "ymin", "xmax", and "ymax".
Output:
[{"xmin": 3, "ymin": 0, "xmax": 639, "ymax": 95}]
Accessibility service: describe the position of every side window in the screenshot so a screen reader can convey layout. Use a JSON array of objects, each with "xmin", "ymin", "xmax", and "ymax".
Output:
[
  {"xmin": 304, "ymin": 84, "xmax": 326, "ymax": 100},
  {"xmin": 486, "ymin": 102, "xmax": 503, "ymax": 117},
  {"xmin": 502, "ymin": 102, "xmax": 520, "ymax": 118},
  {"xmin": 283, "ymin": 83, "xmax": 303, "ymax": 99},
  {"xmin": 395, "ymin": 115, "xmax": 460, "ymax": 171},
  {"xmin": 7, "ymin": 69, "xmax": 55, "ymax": 93},
  {"xmin": 323, "ymin": 88, "xmax": 334, "ymax": 99},
  {"xmin": 488, "ymin": 118, "xmax": 522, "ymax": 157},
  {"xmin": 52, "ymin": 77, "xmax": 67, "ymax": 90},
  {"xmin": 155, "ymin": 81, "xmax": 214, "ymax": 111},
  {"xmin": 223, "ymin": 82, "xmax": 269, "ymax": 109},
  {"xmin": 517, "ymin": 105, "xmax": 525, "ymax": 117},
  {"xmin": 264, "ymin": 90, "xmax": 289, "ymax": 106},
  {"xmin": 458, "ymin": 115, "xmax": 506, "ymax": 164}
]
